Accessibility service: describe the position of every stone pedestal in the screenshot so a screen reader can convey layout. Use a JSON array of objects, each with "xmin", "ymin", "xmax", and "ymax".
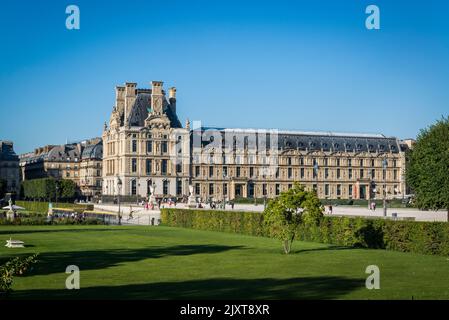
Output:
[{"xmin": 6, "ymin": 210, "xmax": 15, "ymax": 221}]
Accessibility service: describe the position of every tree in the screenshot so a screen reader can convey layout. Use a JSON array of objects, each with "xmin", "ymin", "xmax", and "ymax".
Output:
[
  {"xmin": 406, "ymin": 117, "xmax": 449, "ymax": 221},
  {"xmin": 59, "ymin": 179, "xmax": 77, "ymax": 200},
  {"xmin": 263, "ymin": 183, "xmax": 323, "ymax": 254}
]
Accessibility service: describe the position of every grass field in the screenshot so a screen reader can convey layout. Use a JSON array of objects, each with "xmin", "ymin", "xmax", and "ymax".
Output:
[{"xmin": 0, "ymin": 225, "xmax": 448, "ymax": 299}]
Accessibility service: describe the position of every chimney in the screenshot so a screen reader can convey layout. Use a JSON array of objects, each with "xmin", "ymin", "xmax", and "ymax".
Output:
[
  {"xmin": 124, "ymin": 82, "xmax": 137, "ymax": 125},
  {"xmin": 169, "ymin": 87, "xmax": 177, "ymax": 114},
  {"xmin": 151, "ymin": 81, "xmax": 164, "ymax": 114}
]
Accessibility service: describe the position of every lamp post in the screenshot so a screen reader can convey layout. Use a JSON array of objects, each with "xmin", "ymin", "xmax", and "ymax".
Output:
[
  {"xmin": 117, "ymin": 176, "xmax": 122, "ymax": 225},
  {"xmin": 55, "ymin": 183, "xmax": 59, "ymax": 205},
  {"xmin": 382, "ymin": 158, "xmax": 388, "ymax": 217}
]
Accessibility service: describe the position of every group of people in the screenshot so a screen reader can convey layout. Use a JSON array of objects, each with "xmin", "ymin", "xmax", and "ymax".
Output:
[{"xmin": 369, "ymin": 202, "xmax": 377, "ymax": 211}]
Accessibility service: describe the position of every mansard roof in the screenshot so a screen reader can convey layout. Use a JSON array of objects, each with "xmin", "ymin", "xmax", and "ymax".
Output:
[
  {"xmin": 0, "ymin": 141, "xmax": 19, "ymax": 162},
  {"xmin": 81, "ymin": 141, "xmax": 103, "ymax": 160},
  {"xmin": 192, "ymin": 127, "xmax": 402, "ymax": 154},
  {"xmin": 126, "ymin": 92, "xmax": 182, "ymax": 128}
]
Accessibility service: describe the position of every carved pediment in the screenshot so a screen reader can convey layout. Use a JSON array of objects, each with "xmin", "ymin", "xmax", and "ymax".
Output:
[{"xmin": 144, "ymin": 113, "xmax": 171, "ymax": 129}]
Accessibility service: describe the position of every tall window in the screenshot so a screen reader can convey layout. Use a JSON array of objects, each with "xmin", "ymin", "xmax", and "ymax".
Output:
[
  {"xmin": 195, "ymin": 183, "xmax": 200, "ymax": 195},
  {"xmin": 146, "ymin": 159, "xmax": 152, "ymax": 175},
  {"xmin": 324, "ymin": 168, "xmax": 329, "ymax": 179},
  {"xmin": 275, "ymin": 184, "xmax": 280, "ymax": 195},
  {"xmin": 348, "ymin": 158, "xmax": 352, "ymax": 167},
  {"xmin": 223, "ymin": 166, "xmax": 228, "ymax": 177},
  {"xmin": 132, "ymin": 140, "xmax": 137, "ymax": 153},
  {"xmin": 348, "ymin": 168, "xmax": 353, "ymax": 179},
  {"xmin": 360, "ymin": 169, "xmax": 364, "ymax": 179},
  {"xmin": 131, "ymin": 180, "xmax": 137, "ymax": 195},
  {"xmin": 349, "ymin": 184, "xmax": 353, "ymax": 197},
  {"xmin": 163, "ymin": 180, "xmax": 169, "ymax": 195},
  {"xmin": 236, "ymin": 167, "xmax": 241, "ymax": 177},
  {"xmin": 176, "ymin": 179, "xmax": 182, "ymax": 195},
  {"xmin": 337, "ymin": 168, "xmax": 341, "ymax": 179},
  {"xmin": 250, "ymin": 167, "xmax": 254, "ymax": 178},
  {"xmin": 162, "ymin": 141, "xmax": 168, "ymax": 154},
  {"xmin": 131, "ymin": 158, "xmax": 137, "ymax": 173},
  {"xmin": 223, "ymin": 183, "xmax": 228, "ymax": 196},
  {"xmin": 325, "ymin": 184, "xmax": 330, "ymax": 196},
  {"xmin": 146, "ymin": 140, "xmax": 153, "ymax": 153},
  {"xmin": 161, "ymin": 159, "xmax": 168, "ymax": 175},
  {"xmin": 195, "ymin": 166, "xmax": 200, "ymax": 177},
  {"xmin": 209, "ymin": 166, "xmax": 214, "ymax": 177},
  {"xmin": 209, "ymin": 183, "xmax": 214, "ymax": 195},
  {"xmin": 337, "ymin": 184, "xmax": 341, "ymax": 196},
  {"xmin": 288, "ymin": 167, "xmax": 292, "ymax": 179},
  {"xmin": 176, "ymin": 162, "xmax": 182, "ymax": 173},
  {"xmin": 300, "ymin": 168, "xmax": 305, "ymax": 179},
  {"xmin": 262, "ymin": 183, "xmax": 267, "ymax": 196}
]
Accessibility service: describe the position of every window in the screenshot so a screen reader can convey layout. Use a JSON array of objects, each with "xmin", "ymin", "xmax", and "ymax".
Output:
[
  {"xmin": 324, "ymin": 168, "xmax": 329, "ymax": 179},
  {"xmin": 223, "ymin": 166, "xmax": 228, "ymax": 177},
  {"xmin": 288, "ymin": 167, "xmax": 292, "ymax": 179},
  {"xmin": 195, "ymin": 183, "xmax": 200, "ymax": 195},
  {"xmin": 146, "ymin": 159, "xmax": 152, "ymax": 175},
  {"xmin": 394, "ymin": 169, "xmax": 397, "ymax": 180},
  {"xmin": 209, "ymin": 166, "xmax": 214, "ymax": 177},
  {"xmin": 360, "ymin": 159, "xmax": 364, "ymax": 167},
  {"xmin": 337, "ymin": 184, "xmax": 341, "ymax": 196},
  {"xmin": 176, "ymin": 162, "xmax": 182, "ymax": 173},
  {"xmin": 275, "ymin": 168, "xmax": 279, "ymax": 178},
  {"xmin": 371, "ymin": 159, "xmax": 375, "ymax": 167},
  {"xmin": 176, "ymin": 179, "xmax": 182, "ymax": 195},
  {"xmin": 195, "ymin": 166, "xmax": 200, "ymax": 177},
  {"xmin": 348, "ymin": 169, "xmax": 353, "ymax": 179},
  {"xmin": 161, "ymin": 160, "xmax": 168, "ymax": 175},
  {"xmin": 236, "ymin": 167, "xmax": 241, "ymax": 177},
  {"xmin": 132, "ymin": 140, "xmax": 137, "ymax": 153},
  {"xmin": 299, "ymin": 157, "xmax": 304, "ymax": 165},
  {"xmin": 223, "ymin": 183, "xmax": 228, "ymax": 195},
  {"xmin": 360, "ymin": 169, "xmax": 364, "ymax": 179},
  {"xmin": 325, "ymin": 184, "xmax": 330, "ymax": 196},
  {"xmin": 348, "ymin": 158, "xmax": 352, "ymax": 167},
  {"xmin": 324, "ymin": 158, "xmax": 328, "ymax": 166},
  {"xmin": 275, "ymin": 184, "xmax": 280, "ymax": 195},
  {"xmin": 162, "ymin": 141, "xmax": 168, "ymax": 153},
  {"xmin": 262, "ymin": 183, "xmax": 267, "ymax": 196},
  {"xmin": 288, "ymin": 184, "xmax": 292, "ymax": 189},
  {"xmin": 131, "ymin": 158, "xmax": 137, "ymax": 173},
  {"xmin": 131, "ymin": 180, "xmax": 137, "ymax": 195},
  {"xmin": 163, "ymin": 180, "xmax": 169, "ymax": 195},
  {"xmin": 300, "ymin": 168, "xmax": 305, "ymax": 179},
  {"xmin": 336, "ymin": 158, "xmax": 340, "ymax": 166},
  {"xmin": 287, "ymin": 157, "xmax": 292, "ymax": 165},
  {"xmin": 371, "ymin": 169, "xmax": 375, "ymax": 179},
  {"xmin": 146, "ymin": 141, "xmax": 153, "ymax": 153},
  {"xmin": 349, "ymin": 184, "xmax": 353, "ymax": 197},
  {"xmin": 250, "ymin": 167, "xmax": 254, "ymax": 178},
  {"xmin": 393, "ymin": 159, "xmax": 397, "ymax": 167},
  {"xmin": 337, "ymin": 168, "xmax": 341, "ymax": 179},
  {"xmin": 209, "ymin": 183, "xmax": 214, "ymax": 195}
]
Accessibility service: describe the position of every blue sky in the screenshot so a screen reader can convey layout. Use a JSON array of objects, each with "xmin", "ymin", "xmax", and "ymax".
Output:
[{"xmin": 0, "ymin": 0, "xmax": 448, "ymax": 154}]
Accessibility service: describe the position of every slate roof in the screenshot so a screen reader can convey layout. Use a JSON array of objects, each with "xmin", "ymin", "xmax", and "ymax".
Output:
[
  {"xmin": 0, "ymin": 141, "xmax": 19, "ymax": 162},
  {"xmin": 126, "ymin": 92, "xmax": 182, "ymax": 128},
  {"xmin": 192, "ymin": 127, "xmax": 401, "ymax": 153}
]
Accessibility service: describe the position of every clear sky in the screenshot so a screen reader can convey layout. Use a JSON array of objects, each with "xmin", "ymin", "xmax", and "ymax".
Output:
[{"xmin": 0, "ymin": 0, "xmax": 448, "ymax": 154}]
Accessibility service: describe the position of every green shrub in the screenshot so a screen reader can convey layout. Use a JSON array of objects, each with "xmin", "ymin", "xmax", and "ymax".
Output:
[
  {"xmin": 161, "ymin": 208, "xmax": 449, "ymax": 256},
  {"xmin": 15, "ymin": 201, "xmax": 93, "ymax": 214},
  {"xmin": 0, "ymin": 254, "xmax": 38, "ymax": 294}
]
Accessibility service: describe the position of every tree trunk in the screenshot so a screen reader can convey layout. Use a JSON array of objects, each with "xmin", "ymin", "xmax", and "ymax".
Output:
[{"xmin": 283, "ymin": 240, "xmax": 290, "ymax": 254}]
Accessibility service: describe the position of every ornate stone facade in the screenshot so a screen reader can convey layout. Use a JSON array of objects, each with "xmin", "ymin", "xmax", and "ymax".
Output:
[
  {"xmin": 19, "ymin": 138, "xmax": 103, "ymax": 198},
  {"xmin": 103, "ymin": 80, "xmax": 409, "ymax": 201},
  {"xmin": 102, "ymin": 81, "xmax": 190, "ymax": 200}
]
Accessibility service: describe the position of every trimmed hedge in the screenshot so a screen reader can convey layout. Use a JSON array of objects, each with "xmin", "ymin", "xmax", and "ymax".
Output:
[
  {"xmin": 15, "ymin": 201, "xmax": 93, "ymax": 214},
  {"xmin": 161, "ymin": 209, "xmax": 449, "ymax": 256}
]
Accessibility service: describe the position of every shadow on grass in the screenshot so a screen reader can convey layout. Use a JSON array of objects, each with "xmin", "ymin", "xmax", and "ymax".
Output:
[
  {"xmin": 293, "ymin": 245, "xmax": 355, "ymax": 254},
  {"xmin": 8, "ymin": 276, "xmax": 364, "ymax": 300},
  {"xmin": 25, "ymin": 244, "xmax": 246, "ymax": 276},
  {"xmin": 0, "ymin": 228, "xmax": 130, "ymax": 236}
]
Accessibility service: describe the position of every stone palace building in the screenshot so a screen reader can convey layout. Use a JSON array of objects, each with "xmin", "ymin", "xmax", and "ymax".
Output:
[{"xmin": 102, "ymin": 80, "xmax": 410, "ymax": 202}]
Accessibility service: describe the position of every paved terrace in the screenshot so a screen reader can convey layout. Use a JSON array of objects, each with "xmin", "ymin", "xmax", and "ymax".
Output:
[{"xmin": 95, "ymin": 203, "xmax": 448, "ymax": 224}]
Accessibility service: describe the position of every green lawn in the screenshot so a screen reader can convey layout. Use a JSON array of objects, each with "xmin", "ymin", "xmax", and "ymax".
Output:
[{"xmin": 0, "ymin": 225, "xmax": 448, "ymax": 299}]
